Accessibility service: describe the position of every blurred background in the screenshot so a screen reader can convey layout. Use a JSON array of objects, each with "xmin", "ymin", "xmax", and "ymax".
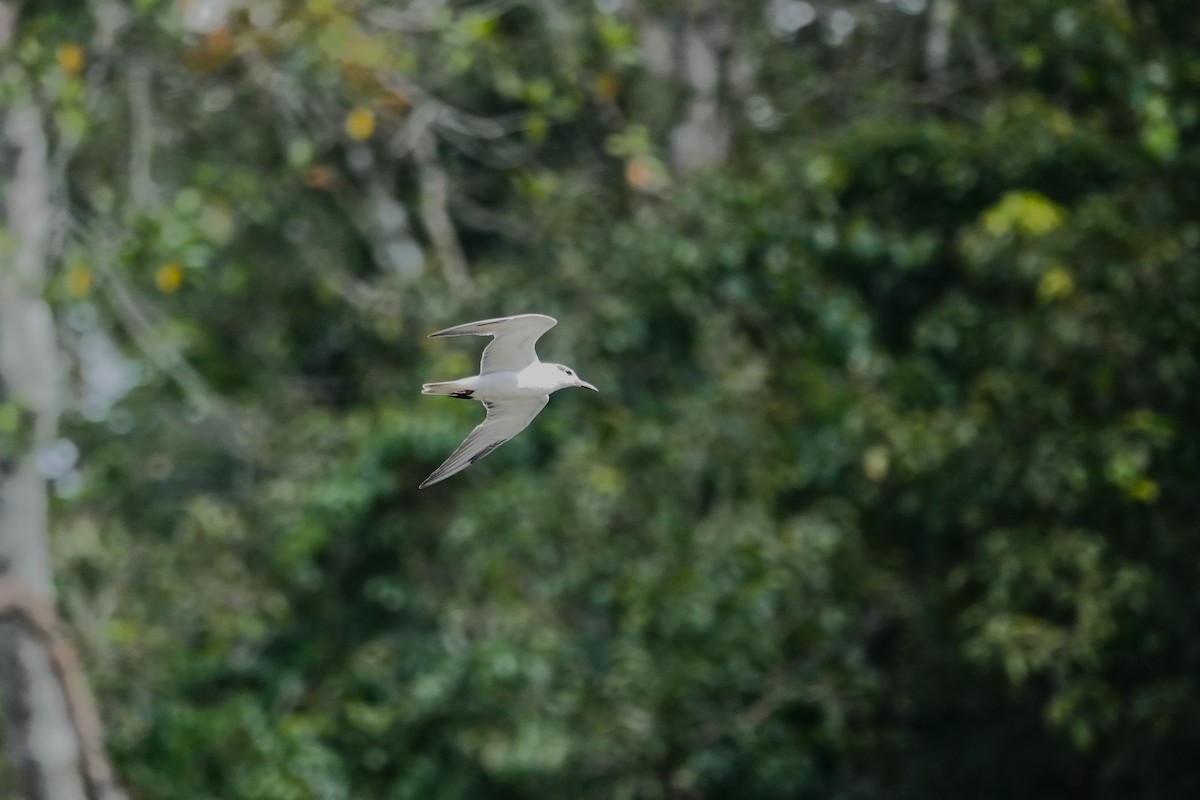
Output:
[{"xmin": 0, "ymin": 0, "xmax": 1198, "ymax": 797}]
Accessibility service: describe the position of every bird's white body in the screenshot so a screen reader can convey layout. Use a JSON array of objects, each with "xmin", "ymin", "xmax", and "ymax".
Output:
[
  {"xmin": 432, "ymin": 362, "xmax": 583, "ymax": 400},
  {"xmin": 420, "ymin": 314, "xmax": 597, "ymax": 488}
]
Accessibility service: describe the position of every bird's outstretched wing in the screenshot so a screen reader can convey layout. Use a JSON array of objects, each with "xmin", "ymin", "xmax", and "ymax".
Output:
[
  {"xmin": 428, "ymin": 314, "xmax": 558, "ymax": 374},
  {"xmin": 420, "ymin": 396, "xmax": 550, "ymax": 488}
]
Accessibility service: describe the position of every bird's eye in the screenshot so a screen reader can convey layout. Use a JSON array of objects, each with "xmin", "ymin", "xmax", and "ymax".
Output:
[{"xmin": 566, "ymin": 369, "xmax": 573, "ymax": 376}]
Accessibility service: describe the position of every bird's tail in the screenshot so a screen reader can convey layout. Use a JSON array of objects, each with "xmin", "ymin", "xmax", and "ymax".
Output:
[{"xmin": 421, "ymin": 380, "xmax": 475, "ymax": 399}]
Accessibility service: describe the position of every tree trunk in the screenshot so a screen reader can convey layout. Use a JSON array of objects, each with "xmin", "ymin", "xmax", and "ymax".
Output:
[
  {"xmin": 0, "ymin": 29, "xmax": 90, "ymax": 799},
  {"xmin": 636, "ymin": 10, "xmax": 742, "ymax": 174}
]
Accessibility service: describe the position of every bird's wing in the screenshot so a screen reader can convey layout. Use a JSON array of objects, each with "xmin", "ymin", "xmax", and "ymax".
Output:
[
  {"xmin": 428, "ymin": 314, "xmax": 558, "ymax": 374},
  {"xmin": 419, "ymin": 396, "xmax": 550, "ymax": 488}
]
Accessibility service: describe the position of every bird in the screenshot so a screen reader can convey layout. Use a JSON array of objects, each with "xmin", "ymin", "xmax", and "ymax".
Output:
[{"xmin": 420, "ymin": 313, "xmax": 597, "ymax": 488}]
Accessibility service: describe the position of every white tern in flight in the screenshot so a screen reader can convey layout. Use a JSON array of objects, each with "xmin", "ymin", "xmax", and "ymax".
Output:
[{"xmin": 420, "ymin": 314, "xmax": 597, "ymax": 488}]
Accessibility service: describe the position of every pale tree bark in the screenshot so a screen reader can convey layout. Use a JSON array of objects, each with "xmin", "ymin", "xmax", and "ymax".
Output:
[
  {"xmin": 413, "ymin": 127, "xmax": 470, "ymax": 289},
  {"xmin": 0, "ymin": 5, "xmax": 107, "ymax": 798},
  {"xmin": 0, "ymin": 102, "xmax": 90, "ymax": 800},
  {"xmin": 0, "ymin": 579, "xmax": 126, "ymax": 800},
  {"xmin": 635, "ymin": 9, "xmax": 744, "ymax": 175},
  {"xmin": 923, "ymin": 0, "xmax": 955, "ymax": 102}
]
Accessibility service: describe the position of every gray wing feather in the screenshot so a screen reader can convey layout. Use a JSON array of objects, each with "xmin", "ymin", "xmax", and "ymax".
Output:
[
  {"xmin": 428, "ymin": 314, "xmax": 558, "ymax": 374},
  {"xmin": 419, "ymin": 396, "xmax": 550, "ymax": 488}
]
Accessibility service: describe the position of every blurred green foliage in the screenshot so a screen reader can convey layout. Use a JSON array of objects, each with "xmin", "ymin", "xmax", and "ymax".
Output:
[{"xmin": 5, "ymin": 0, "xmax": 1200, "ymax": 797}]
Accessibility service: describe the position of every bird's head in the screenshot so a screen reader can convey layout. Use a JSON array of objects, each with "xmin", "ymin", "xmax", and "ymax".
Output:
[{"xmin": 551, "ymin": 363, "xmax": 598, "ymax": 392}]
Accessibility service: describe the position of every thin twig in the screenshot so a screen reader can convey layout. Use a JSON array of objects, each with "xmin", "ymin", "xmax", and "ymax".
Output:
[
  {"xmin": 75, "ymin": 223, "xmax": 263, "ymax": 459},
  {"xmin": 381, "ymin": 74, "xmax": 528, "ymax": 141},
  {"xmin": 451, "ymin": 196, "xmax": 534, "ymax": 241}
]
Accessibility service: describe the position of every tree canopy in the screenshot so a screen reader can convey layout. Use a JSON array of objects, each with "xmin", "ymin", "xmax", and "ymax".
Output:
[{"xmin": 1, "ymin": 0, "xmax": 1199, "ymax": 797}]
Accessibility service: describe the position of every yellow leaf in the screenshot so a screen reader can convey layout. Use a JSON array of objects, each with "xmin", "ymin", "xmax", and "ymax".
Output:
[
  {"xmin": 105, "ymin": 618, "xmax": 139, "ymax": 645},
  {"xmin": 56, "ymin": 42, "xmax": 84, "ymax": 77},
  {"xmin": 156, "ymin": 262, "xmax": 184, "ymax": 294},
  {"xmin": 624, "ymin": 157, "xmax": 667, "ymax": 193},
  {"xmin": 1048, "ymin": 110, "xmax": 1073, "ymax": 137},
  {"xmin": 594, "ymin": 71, "xmax": 619, "ymax": 103},
  {"xmin": 981, "ymin": 191, "xmax": 1065, "ymax": 238},
  {"xmin": 345, "ymin": 106, "xmax": 375, "ymax": 141},
  {"xmin": 588, "ymin": 465, "xmax": 624, "ymax": 495},
  {"xmin": 66, "ymin": 266, "xmax": 92, "ymax": 298},
  {"xmin": 307, "ymin": 0, "xmax": 336, "ymax": 17},
  {"xmin": 461, "ymin": 12, "xmax": 496, "ymax": 42},
  {"xmin": 862, "ymin": 445, "xmax": 890, "ymax": 482},
  {"xmin": 1037, "ymin": 265, "xmax": 1075, "ymax": 302},
  {"xmin": 522, "ymin": 113, "xmax": 548, "ymax": 144},
  {"xmin": 1127, "ymin": 477, "xmax": 1159, "ymax": 503}
]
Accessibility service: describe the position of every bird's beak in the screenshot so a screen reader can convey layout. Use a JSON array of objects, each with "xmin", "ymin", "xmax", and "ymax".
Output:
[{"xmin": 579, "ymin": 379, "xmax": 598, "ymax": 392}]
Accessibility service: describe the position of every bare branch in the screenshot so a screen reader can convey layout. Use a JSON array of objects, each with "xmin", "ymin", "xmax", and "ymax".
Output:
[
  {"xmin": 366, "ymin": 0, "xmax": 452, "ymax": 32},
  {"xmin": 0, "ymin": 578, "xmax": 128, "ymax": 800},
  {"xmin": 71, "ymin": 224, "xmax": 264, "ymax": 460},
  {"xmin": 126, "ymin": 59, "xmax": 159, "ymax": 209},
  {"xmin": 0, "ymin": 2, "xmax": 15, "ymax": 50},
  {"xmin": 381, "ymin": 75, "xmax": 528, "ymax": 143},
  {"xmin": 923, "ymin": 0, "xmax": 955, "ymax": 102},
  {"xmin": 89, "ymin": 252, "xmax": 221, "ymax": 419},
  {"xmin": 413, "ymin": 127, "xmax": 471, "ymax": 288},
  {"xmin": 367, "ymin": 0, "xmax": 526, "ymax": 33},
  {"xmin": 963, "ymin": 19, "xmax": 1000, "ymax": 87},
  {"xmin": 451, "ymin": 197, "xmax": 534, "ymax": 242}
]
